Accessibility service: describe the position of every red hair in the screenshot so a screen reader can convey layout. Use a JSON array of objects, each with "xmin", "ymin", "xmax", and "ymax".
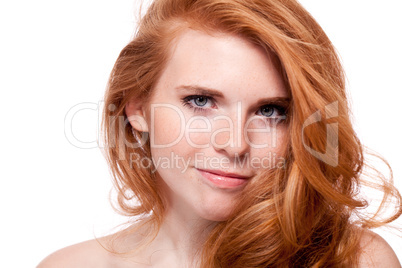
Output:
[{"xmin": 102, "ymin": 0, "xmax": 401, "ymax": 266}]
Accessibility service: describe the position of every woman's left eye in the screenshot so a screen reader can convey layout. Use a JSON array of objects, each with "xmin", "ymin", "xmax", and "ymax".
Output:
[{"xmin": 257, "ymin": 105, "xmax": 287, "ymax": 119}]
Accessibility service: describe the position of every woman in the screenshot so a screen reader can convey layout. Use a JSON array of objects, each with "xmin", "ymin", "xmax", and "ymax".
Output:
[{"xmin": 38, "ymin": 0, "xmax": 402, "ymax": 267}]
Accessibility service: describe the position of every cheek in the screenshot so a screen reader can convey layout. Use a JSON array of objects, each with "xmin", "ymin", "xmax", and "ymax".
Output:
[
  {"xmin": 246, "ymin": 119, "xmax": 287, "ymax": 150},
  {"xmin": 150, "ymin": 106, "xmax": 185, "ymax": 147},
  {"xmin": 184, "ymin": 117, "xmax": 212, "ymax": 148},
  {"xmin": 148, "ymin": 107, "xmax": 199, "ymax": 173},
  {"xmin": 247, "ymin": 122, "xmax": 288, "ymax": 169}
]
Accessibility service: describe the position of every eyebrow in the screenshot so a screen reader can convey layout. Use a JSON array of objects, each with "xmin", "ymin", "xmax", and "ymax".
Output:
[
  {"xmin": 175, "ymin": 85, "xmax": 290, "ymax": 107},
  {"xmin": 175, "ymin": 85, "xmax": 224, "ymax": 98}
]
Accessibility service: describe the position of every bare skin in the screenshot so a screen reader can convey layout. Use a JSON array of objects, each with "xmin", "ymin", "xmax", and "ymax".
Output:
[
  {"xmin": 37, "ymin": 225, "xmax": 401, "ymax": 268},
  {"xmin": 359, "ymin": 231, "xmax": 401, "ymax": 268}
]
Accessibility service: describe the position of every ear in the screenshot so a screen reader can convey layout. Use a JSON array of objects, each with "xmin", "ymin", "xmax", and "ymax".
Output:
[{"xmin": 125, "ymin": 98, "xmax": 149, "ymax": 132}]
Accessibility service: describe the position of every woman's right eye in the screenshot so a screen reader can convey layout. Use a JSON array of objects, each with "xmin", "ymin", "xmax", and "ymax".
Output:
[
  {"xmin": 193, "ymin": 96, "xmax": 209, "ymax": 107},
  {"xmin": 181, "ymin": 95, "xmax": 215, "ymax": 112}
]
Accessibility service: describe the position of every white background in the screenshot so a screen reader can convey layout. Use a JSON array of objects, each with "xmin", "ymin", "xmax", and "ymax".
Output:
[{"xmin": 0, "ymin": 1, "xmax": 401, "ymax": 267}]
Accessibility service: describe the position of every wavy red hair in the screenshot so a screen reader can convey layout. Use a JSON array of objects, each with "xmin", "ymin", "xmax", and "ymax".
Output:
[{"xmin": 102, "ymin": 0, "xmax": 402, "ymax": 266}]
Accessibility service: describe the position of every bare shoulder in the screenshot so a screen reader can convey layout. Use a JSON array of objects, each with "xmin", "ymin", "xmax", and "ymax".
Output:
[
  {"xmin": 37, "ymin": 237, "xmax": 117, "ymax": 268},
  {"xmin": 36, "ymin": 223, "xmax": 150, "ymax": 268},
  {"xmin": 359, "ymin": 229, "xmax": 401, "ymax": 268}
]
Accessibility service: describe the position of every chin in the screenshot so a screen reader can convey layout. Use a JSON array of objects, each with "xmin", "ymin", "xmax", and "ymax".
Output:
[{"xmin": 196, "ymin": 200, "xmax": 237, "ymax": 222}]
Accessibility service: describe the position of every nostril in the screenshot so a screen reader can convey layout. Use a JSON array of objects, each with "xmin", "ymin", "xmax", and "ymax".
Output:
[{"xmin": 211, "ymin": 133, "xmax": 250, "ymax": 158}]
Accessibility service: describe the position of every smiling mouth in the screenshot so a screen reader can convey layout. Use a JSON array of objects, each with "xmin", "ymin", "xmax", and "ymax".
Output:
[{"xmin": 196, "ymin": 168, "xmax": 251, "ymax": 189}]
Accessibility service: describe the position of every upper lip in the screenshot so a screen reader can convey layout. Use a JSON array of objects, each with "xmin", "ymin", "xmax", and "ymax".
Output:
[{"xmin": 197, "ymin": 168, "xmax": 252, "ymax": 179}]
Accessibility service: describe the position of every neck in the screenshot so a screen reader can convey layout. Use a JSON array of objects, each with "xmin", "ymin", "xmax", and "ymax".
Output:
[
  {"xmin": 146, "ymin": 174, "xmax": 219, "ymax": 265},
  {"xmin": 161, "ymin": 205, "xmax": 215, "ymax": 249},
  {"xmin": 150, "ymin": 204, "xmax": 215, "ymax": 266},
  {"xmin": 121, "ymin": 202, "xmax": 216, "ymax": 267}
]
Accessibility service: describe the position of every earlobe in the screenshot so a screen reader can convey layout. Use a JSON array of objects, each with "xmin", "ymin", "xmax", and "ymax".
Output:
[{"xmin": 125, "ymin": 100, "xmax": 149, "ymax": 132}]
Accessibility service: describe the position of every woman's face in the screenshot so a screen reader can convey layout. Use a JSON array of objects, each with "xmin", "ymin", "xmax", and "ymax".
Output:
[{"xmin": 127, "ymin": 29, "xmax": 289, "ymax": 221}]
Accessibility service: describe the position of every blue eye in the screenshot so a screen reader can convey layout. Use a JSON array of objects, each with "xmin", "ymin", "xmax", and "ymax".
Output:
[
  {"xmin": 260, "ymin": 106, "xmax": 275, "ymax": 117},
  {"xmin": 193, "ymin": 96, "xmax": 208, "ymax": 107},
  {"xmin": 257, "ymin": 105, "xmax": 287, "ymax": 120},
  {"xmin": 181, "ymin": 95, "xmax": 215, "ymax": 112}
]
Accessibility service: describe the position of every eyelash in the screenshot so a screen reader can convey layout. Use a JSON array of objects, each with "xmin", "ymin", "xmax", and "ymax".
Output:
[{"xmin": 180, "ymin": 95, "xmax": 289, "ymax": 120}]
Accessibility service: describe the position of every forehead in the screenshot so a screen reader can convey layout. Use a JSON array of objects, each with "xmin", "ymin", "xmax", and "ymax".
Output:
[{"xmin": 153, "ymin": 28, "xmax": 288, "ymax": 102}]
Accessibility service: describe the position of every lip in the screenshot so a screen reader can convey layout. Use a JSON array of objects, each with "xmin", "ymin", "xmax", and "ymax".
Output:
[{"xmin": 196, "ymin": 168, "xmax": 251, "ymax": 189}]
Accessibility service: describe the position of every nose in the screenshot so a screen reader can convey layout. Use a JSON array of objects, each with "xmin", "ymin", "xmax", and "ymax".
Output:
[{"xmin": 211, "ymin": 111, "xmax": 250, "ymax": 158}]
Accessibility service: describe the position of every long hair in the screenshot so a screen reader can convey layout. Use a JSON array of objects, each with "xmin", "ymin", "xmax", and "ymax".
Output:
[{"xmin": 102, "ymin": 0, "xmax": 402, "ymax": 266}]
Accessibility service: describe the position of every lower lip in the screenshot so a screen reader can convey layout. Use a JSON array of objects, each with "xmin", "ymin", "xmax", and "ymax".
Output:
[{"xmin": 197, "ymin": 169, "xmax": 248, "ymax": 189}]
